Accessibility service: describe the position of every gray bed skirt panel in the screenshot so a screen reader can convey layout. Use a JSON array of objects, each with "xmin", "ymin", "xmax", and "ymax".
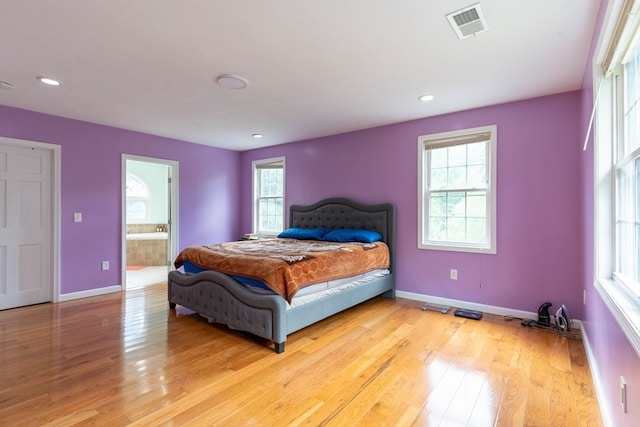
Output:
[{"xmin": 168, "ymin": 270, "xmax": 289, "ymax": 345}]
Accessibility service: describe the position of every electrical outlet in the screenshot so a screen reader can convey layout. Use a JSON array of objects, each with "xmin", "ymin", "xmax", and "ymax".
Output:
[
  {"xmin": 621, "ymin": 376, "xmax": 627, "ymax": 413},
  {"xmin": 73, "ymin": 212, "xmax": 82, "ymax": 223},
  {"xmin": 101, "ymin": 261, "xmax": 109, "ymax": 271},
  {"xmin": 450, "ymin": 269, "xmax": 458, "ymax": 280}
]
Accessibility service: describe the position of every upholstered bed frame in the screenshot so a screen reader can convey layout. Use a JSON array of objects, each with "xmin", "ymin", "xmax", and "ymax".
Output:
[{"xmin": 168, "ymin": 197, "xmax": 396, "ymax": 353}]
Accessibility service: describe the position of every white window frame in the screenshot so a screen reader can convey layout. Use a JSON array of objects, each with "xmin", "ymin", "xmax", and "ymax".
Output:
[
  {"xmin": 252, "ymin": 156, "xmax": 285, "ymax": 237},
  {"xmin": 417, "ymin": 125, "xmax": 497, "ymax": 254},
  {"xmin": 593, "ymin": 0, "xmax": 640, "ymax": 357}
]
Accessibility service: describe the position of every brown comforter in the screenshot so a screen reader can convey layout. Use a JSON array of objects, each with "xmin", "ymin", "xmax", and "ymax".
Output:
[{"xmin": 174, "ymin": 238, "xmax": 390, "ymax": 303}]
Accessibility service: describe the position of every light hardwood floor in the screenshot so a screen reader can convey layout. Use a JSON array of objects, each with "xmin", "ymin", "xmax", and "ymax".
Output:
[{"xmin": 0, "ymin": 283, "xmax": 602, "ymax": 426}]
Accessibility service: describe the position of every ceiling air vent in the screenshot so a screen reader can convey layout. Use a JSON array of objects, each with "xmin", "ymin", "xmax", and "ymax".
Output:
[{"xmin": 446, "ymin": 3, "xmax": 488, "ymax": 39}]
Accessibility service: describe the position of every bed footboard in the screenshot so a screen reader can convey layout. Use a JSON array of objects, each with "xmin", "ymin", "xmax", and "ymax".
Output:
[{"xmin": 168, "ymin": 270, "xmax": 289, "ymax": 352}]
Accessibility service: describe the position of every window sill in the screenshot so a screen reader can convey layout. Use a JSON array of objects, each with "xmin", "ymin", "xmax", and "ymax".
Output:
[
  {"xmin": 594, "ymin": 277, "xmax": 640, "ymax": 357},
  {"xmin": 418, "ymin": 242, "xmax": 496, "ymax": 254}
]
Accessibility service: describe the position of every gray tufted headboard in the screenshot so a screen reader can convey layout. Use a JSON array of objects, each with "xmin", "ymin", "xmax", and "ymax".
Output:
[{"xmin": 289, "ymin": 198, "xmax": 396, "ymax": 264}]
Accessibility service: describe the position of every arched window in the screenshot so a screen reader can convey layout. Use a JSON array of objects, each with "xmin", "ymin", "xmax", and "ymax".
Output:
[{"xmin": 126, "ymin": 173, "xmax": 150, "ymax": 221}]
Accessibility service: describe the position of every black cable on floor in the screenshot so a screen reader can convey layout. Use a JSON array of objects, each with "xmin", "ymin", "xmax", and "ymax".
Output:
[{"xmin": 504, "ymin": 315, "xmax": 582, "ymax": 340}]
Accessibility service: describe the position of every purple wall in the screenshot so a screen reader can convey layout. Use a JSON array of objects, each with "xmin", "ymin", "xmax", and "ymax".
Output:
[
  {"xmin": 0, "ymin": 105, "xmax": 241, "ymax": 295},
  {"xmin": 3, "ymin": 3, "xmax": 638, "ymax": 419},
  {"xmin": 579, "ymin": 0, "xmax": 640, "ymax": 425},
  {"xmin": 241, "ymin": 92, "xmax": 583, "ymax": 318}
]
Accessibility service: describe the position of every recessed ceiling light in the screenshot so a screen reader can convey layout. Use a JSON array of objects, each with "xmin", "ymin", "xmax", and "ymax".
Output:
[
  {"xmin": 37, "ymin": 76, "xmax": 62, "ymax": 86},
  {"xmin": 216, "ymin": 74, "xmax": 248, "ymax": 89},
  {"xmin": 419, "ymin": 94, "xmax": 435, "ymax": 102},
  {"xmin": 252, "ymin": 133, "xmax": 264, "ymax": 139}
]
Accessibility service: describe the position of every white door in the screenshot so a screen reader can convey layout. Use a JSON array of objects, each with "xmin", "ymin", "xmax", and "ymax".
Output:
[{"xmin": 0, "ymin": 143, "xmax": 52, "ymax": 310}]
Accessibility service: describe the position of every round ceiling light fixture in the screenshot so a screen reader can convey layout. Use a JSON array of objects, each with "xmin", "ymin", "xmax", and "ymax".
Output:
[
  {"xmin": 37, "ymin": 76, "xmax": 62, "ymax": 86},
  {"xmin": 419, "ymin": 94, "xmax": 435, "ymax": 102},
  {"xmin": 252, "ymin": 133, "xmax": 264, "ymax": 139},
  {"xmin": 216, "ymin": 74, "xmax": 248, "ymax": 89}
]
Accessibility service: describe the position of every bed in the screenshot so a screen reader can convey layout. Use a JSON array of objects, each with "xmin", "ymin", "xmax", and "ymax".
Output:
[{"xmin": 168, "ymin": 197, "xmax": 396, "ymax": 353}]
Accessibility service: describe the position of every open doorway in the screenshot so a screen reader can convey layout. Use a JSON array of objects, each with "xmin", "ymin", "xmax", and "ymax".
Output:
[{"xmin": 122, "ymin": 155, "xmax": 178, "ymax": 289}]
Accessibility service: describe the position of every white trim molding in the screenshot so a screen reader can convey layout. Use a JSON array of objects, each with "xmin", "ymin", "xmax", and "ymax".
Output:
[
  {"xmin": 59, "ymin": 285, "xmax": 122, "ymax": 302},
  {"xmin": 580, "ymin": 314, "xmax": 615, "ymax": 427}
]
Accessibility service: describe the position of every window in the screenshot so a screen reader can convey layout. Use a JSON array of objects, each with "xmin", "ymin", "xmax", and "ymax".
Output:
[
  {"xmin": 252, "ymin": 157, "xmax": 285, "ymax": 236},
  {"xmin": 594, "ymin": 0, "xmax": 640, "ymax": 354},
  {"xmin": 418, "ymin": 125, "xmax": 497, "ymax": 253},
  {"xmin": 126, "ymin": 173, "xmax": 149, "ymax": 221},
  {"xmin": 615, "ymin": 43, "xmax": 640, "ymax": 296}
]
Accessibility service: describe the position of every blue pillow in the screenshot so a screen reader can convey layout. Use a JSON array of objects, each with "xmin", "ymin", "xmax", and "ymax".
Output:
[
  {"xmin": 322, "ymin": 229, "xmax": 383, "ymax": 243},
  {"xmin": 277, "ymin": 227, "xmax": 330, "ymax": 240}
]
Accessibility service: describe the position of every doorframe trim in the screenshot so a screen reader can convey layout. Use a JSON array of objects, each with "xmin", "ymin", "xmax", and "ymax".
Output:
[
  {"xmin": 121, "ymin": 154, "xmax": 179, "ymax": 289},
  {"xmin": 0, "ymin": 136, "xmax": 61, "ymax": 303}
]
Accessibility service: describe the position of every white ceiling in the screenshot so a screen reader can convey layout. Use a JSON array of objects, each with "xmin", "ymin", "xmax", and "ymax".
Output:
[{"xmin": 0, "ymin": 0, "xmax": 601, "ymax": 151}]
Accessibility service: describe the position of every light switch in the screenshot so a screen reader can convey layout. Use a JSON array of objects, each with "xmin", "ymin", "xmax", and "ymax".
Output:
[{"xmin": 74, "ymin": 213, "xmax": 82, "ymax": 223}]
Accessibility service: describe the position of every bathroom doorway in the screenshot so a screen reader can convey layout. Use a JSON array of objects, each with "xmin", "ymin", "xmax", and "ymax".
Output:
[{"xmin": 122, "ymin": 155, "xmax": 178, "ymax": 289}]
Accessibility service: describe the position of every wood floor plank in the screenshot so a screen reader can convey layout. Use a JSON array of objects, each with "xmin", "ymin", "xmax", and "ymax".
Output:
[
  {"xmin": 0, "ymin": 284, "xmax": 603, "ymax": 426},
  {"xmin": 467, "ymin": 372, "xmax": 505, "ymax": 427},
  {"xmin": 495, "ymin": 367, "xmax": 528, "ymax": 426}
]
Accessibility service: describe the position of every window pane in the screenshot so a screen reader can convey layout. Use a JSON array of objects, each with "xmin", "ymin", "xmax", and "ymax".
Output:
[
  {"xmin": 467, "ymin": 142, "xmax": 486, "ymax": 165},
  {"xmin": 467, "ymin": 217, "xmax": 486, "ymax": 243},
  {"xmin": 126, "ymin": 199, "xmax": 147, "ymax": 220},
  {"xmin": 448, "ymin": 192, "xmax": 466, "ymax": 217},
  {"xmin": 430, "ymin": 167, "xmax": 448, "ymax": 189},
  {"xmin": 625, "ymin": 46, "xmax": 640, "ymax": 154},
  {"xmin": 448, "ymin": 217, "xmax": 466, "ymax": 241},
  {"xmin": 126, "ymin": 174, "xmax": 149, "ymax": 220},
  {"xmin": 467, "ymin": 192, "xmax": 486, "ymax": 218},
  {"xmin": 258, "ymin": 197, "xmax": 283, "ymax": 233},
  {"xmin": 467, "ymin": 165, "xmax": 486, "ymax": 188},
  {"xmin": 430, "ymin": 193, "xmax": 447, "ymax": 216},
  {"xmin": 429, "ymin": 216, "xmax": 447, "ymax": 241},
  {"xmin": 260, "ymin": 169, "xmax": 283, "ymax": 197},
  {"xmin": 126, "ymin": 174, "xmax": 149, "ymax": 198},
  {"xmin": 617, "ymin": 157, "xmax": 639, "ymax": 282},
  {"xmin": 448, "ymin": 144, "xmax": 467, "ymax": 167},
  {"xmin": 429, "ymin": 142, "xmax": 487, "ymax": 190},
  {"xmin": 431, "ymin": 147, "xmax": 448, "ymax": 168},
  {"xmin": 637, "ymin": 157, "xmax": 640, "ymax": 283},
  {"xmin": 428, "ymin": 191, "xmax": 487, "ymax": 244},
  {"xmin": 448, "ymin": 166, "xmax": 466, "ymax": 188}
]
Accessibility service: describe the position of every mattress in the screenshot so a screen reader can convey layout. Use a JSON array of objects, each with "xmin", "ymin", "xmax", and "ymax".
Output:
[{"xmin": 286, "ymin": 269, "xmax": 391, "ymax": 309}]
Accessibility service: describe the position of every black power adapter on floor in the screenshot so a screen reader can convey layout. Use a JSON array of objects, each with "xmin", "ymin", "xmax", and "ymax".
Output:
[{"xmin": 454, "ymin": 308, "xmax": 483, "ymax": 320}]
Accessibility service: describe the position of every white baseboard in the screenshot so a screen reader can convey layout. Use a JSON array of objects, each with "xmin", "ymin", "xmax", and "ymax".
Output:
[
  {"xmin": 396, "ymin": 290, "xmax": 538, "ymax": 319},
  {"xmin": 579, "ymin": 321, "xmax": 614, "ymax": 427},
  {"xmin": 59, "ymin": 285, "xmax": 122, "ymax": 302},
  {"xmin": 395, "ymin": 290, "xmax": 582, "ymax": 329}
]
